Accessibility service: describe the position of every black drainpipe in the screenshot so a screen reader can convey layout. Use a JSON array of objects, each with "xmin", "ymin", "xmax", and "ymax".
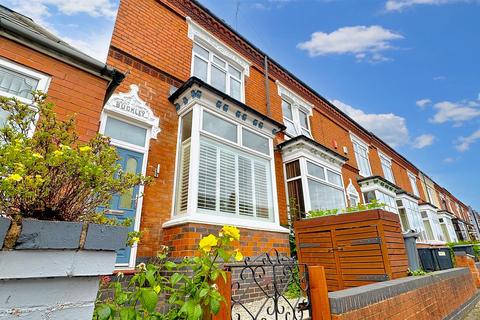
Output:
[{"xmin": 264, "ymin": 55, "xmax": 271, "ymax": 117}]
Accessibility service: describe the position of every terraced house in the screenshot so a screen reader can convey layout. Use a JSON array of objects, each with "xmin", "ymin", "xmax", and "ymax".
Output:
[{"xmin": 0, "ymin": 1, "xmax": 476, "ymax": 270}]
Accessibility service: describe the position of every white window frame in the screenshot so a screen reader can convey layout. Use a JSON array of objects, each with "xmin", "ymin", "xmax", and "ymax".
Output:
[
  {"xmin": 350, "ymin": 134, "xmax": 372, "ymax": 177},
  {"xmin": 168, "ymin": 103, "xmax": 284, "ymax": 233},
  {"xmin": 396, "ymin": 195, "xmax": 426, "ymax": 241},
  {"xmin": 346, "ymin": 179, "xmax": 360, "ymax": 207},
  {"xmin": 284, "ymin": 157, "xmax": 346, "ymax": 214},
  {"xmin": 277, "ymin": 81, "xmax": 313, "ymax": 138},
  {"xmin": 378, "ymin": 151, "xmax": 395, "ymax": 183},
  {"xmin": 191, "ymin": 42, "xmax": 245, "ymax": 102},
  {"xmin": 0, "ymin": 58, "xmax": 51, "ymax": 135},
  {"xmin": 408, "ymin": 172, "xmax": 420, "ymax": 197},
  {"xmin": 419, "ymin": 204, "xmax": 445, "ymax": 244},
  {"xmin": 0, "ymin": 58, "xmax": 50, "ymax": 104}
]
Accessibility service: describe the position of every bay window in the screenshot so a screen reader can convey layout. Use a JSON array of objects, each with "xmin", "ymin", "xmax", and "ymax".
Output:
[
  {"xmin": 358, "ymin": 176, "xmax": 398, "ymax": 213},
  {"xmin": 351, "ymin": 135, "xmax": 371, "ymax": 177},
  {"xmin": 419, "ymin": 204, "xmax": 445, "ymax": 242},
  {"xmin": 192, "ymin": 43, "xmax": 243, "ymax": 101},
  {"xmin": 396, "ymin": 195, "xmax": 426, "ymax": 241},
  {"xmin": 175, "ymin": 107, "xmax": 275, "ymax": 222},
  {"xmin": 280, "ymin": 136, "xmax": 347, "ymax": 216}
]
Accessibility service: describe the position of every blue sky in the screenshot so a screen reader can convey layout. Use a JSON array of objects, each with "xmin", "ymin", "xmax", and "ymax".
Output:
[{"xmin": 2, "ymin": 0, "xmax": 479, "ymax": 208}]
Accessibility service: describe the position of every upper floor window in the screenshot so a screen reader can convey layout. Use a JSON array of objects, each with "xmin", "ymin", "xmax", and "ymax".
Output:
[
  {"xmin": 277, "ymin": 82, "xmax": 313, "ymax": 138},
  {"xmin": 351, "ymin": 135, "xmax": 371, "ymax": 177},
  {"xmin": 0, "ymin": 58, "xmax": 50, "ymax": 128},
  {"xmin": 192, "ymin": 43, "xmax": 243, "ymax": 101},
  {"xmin": 379, "ymin": 152, "xmax": 394, "ymax": 183},
  {"xmin": 426, "ymin": 186, "xmax": 436, "ymax": 204},
  {"xmin": 408, "ymin": 172, "xmax": 419, "ymax": 197}
]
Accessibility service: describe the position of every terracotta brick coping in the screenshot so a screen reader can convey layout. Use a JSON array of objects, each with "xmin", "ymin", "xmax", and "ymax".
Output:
[{"xmin": 328, "ymin": 268, "xmax": 470, "ymax": 314}]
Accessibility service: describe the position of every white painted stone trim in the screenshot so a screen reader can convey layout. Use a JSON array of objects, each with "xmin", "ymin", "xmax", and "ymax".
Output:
[
  {"xmin": 187, "ymin": 17, "xmax": 251, "ymax": 76},
  {"xmin": 276, "ymin": 81, "xmax": 313, "ymax": 115}
]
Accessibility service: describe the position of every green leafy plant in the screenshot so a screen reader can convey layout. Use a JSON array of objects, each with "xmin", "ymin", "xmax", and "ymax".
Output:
[
  {"xmin": 94, "ymin": 225, "xmax": 243, "ymax": 320},
  {"xmin": 306, "ymin": 200, "xmax": 386, "ymax": 219},
  {"xmin": 408, "ymin": 268, "xmax": 428, "ymax": 276},
  {"xmin": 0, "ymin": 93, "xmax": 149, "ymax": 222},
  {"xmin": 446, "ymin": 240, "xmax": 480, "ymax": 264}
]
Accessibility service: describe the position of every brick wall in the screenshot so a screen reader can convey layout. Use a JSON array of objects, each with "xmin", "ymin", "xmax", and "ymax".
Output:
[
  {"xmin": 106, "ymin": 0, "xmax": 471, "ymax": 258},
  {"xmin": 161, "ymin": 223, "xmax": 289, "ymax": 258},
  {"xmin": 0, "ymin": 36, "xmax": 110, "ymax": 141},
  {"xmin": 329, "ymin": 268, "xmax": 478, "ymax": 320}
]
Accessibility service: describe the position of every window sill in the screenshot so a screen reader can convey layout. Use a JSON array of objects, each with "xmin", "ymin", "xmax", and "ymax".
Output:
[{"xmin": 162, "ymin": 213, "xmax": 290, "ymax": 234}]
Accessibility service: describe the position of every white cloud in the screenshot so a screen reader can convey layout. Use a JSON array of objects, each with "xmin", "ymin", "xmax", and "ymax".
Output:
[
  {"xmin": 456, "ymin": 129, "xmax": 480, "ymax": 152},
  {"xmin": 332, "ymin": 99, "xmax": 409, "ymax": 147},
  {"xmin": 385, "ymin": 0, "xmax": 469, "ymax": 12},
  {"xmin": 430, "ymin": 100, "xmax": 480, "ymax": 125},
  {"xmin": 443, "ymin": 157, "xmax": 456, "ymax": 163},
  {"xmin": 416, "ymin": 98, "xmax": 432, "ymax": 108},
  {"xmin": 297, "ymin": 26, "xmax": 403, "ymax": 63},
  {"xmin": 5, "ymin": 0, "xmax": 117, "ymax": 62},
  {"xmin": 433, "ymin": 75, "xmax": 447, "ymax": 80},
  {"xmin": 8, "ymin": 0, "xmax": 117, "ymax": 20},
  {"xmin": 412, "ymin": 134, "xmax": 435, "ymax": 148}
]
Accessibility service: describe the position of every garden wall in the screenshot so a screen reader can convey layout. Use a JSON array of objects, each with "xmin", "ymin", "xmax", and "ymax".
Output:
[{"xmin": 329, "ymin": 268, "xmax": 479, "ymax": 320}]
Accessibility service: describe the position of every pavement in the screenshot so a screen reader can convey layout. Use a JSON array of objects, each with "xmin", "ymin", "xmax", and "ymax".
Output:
[{"xmin": 463, "ymin": 300, "xmax": 480, "ymax": 320}]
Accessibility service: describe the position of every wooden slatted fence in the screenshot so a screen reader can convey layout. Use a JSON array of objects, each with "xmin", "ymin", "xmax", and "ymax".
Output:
[{"xmin": 294, "ymin": 209, "xmax": 409, "ymax": 291}]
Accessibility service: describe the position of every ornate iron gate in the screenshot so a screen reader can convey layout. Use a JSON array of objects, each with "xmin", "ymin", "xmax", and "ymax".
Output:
[{"xmin": 227, "ymin": 250, "xmax": 311, "ymax": 319}]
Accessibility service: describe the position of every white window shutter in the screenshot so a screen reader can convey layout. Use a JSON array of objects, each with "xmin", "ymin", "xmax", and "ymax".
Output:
[
  {"xmin": 178, "ymin": 142, "xmax": 191, "ymax": 212},
  {"xmin": 238, "ymin": 155, "xmax": 253, "ymax": 216},
  {"xmin": 198, "ymin": 142, "xmax": 218, "ymax": 211},
  {"xmin": 254, "ymin": 161, "xmax": 270, "ymax": 219},
  {"xmin": 219, "ymin": 149, "xmax": 236, "ymax": 213}
]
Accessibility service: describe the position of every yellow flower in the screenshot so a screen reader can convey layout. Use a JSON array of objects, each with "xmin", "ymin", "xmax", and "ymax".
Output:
[
  {"xmin": 79, "ymin": 146, "xmax": 91, "ymax": 152},
  {"xmin": 60, "ymin": 144, "xmax": 71, "ymax": 150},
  {"xmin": 6, "ymin": 173, "xmax": 22, "ymax": 182},
  {"xmin": 32, "ymin": 153, "xmax": 43, "ymax": 159},
  {"xmin": 234, "ymin": 249, "xmax": 243, "ymax": 262},
  {"xmin": 53, "ymin": 150, "xmax": 63, "ymax": 157},
  {"xmin": 220, "ymin": 225, "xmax": 240, "ymax": 241},
  {"xmin": 154, "ymin": 285, "xmax": 161, "ymax": 294},
  {"xmin": 131, "ymin": 237, "xmax": 140, "ymax": 244},
  {"xmin": 199, "ymin": 234, "xmax": 218, "ymax": 253}
]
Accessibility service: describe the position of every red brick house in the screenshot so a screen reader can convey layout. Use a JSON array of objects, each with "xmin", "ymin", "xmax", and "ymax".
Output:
[
  {"xmin": 0, "ymin": 4, "xmax": 124, "ymax": 142},
  {"xmin": 2, "ymin": 1, "xmax": 474, "ymax": 270}
]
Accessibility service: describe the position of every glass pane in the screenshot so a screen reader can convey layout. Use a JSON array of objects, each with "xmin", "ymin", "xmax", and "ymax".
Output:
[
  {"xmin": 0, "ymin": 108, "xmax": 8, "ymax": 127},
  {"xmin": 228, "ymin": 65, "xmax": 241, "ymax": 79},
  {"xmin": 219, "ymin": 149, "xmax": 236, "ymax": 214},
  {"xmin": 285, "ymin": 160, "xmax": 301, "ymax": 179},
  {"xmin": 301, "ymin": 128, "xmax": 311, "ymax": 137},
  {"xmin": 254, "ymin": 161, "xmax": 271, "ymax": 219},
  {"xmin": 399, "ymin": 208, "xmax": 410, "ymax": 231},
  {"xmin": 104, "ymin": 117, "xmax": 147, "ymax": 147},
  {"xmin": 193, "ymin": 43, "xmax": 209, "ymax": 59},
  {"xmin": 364, "ymin": 191, "xmax": 376, "ymax": 203},
  {"xmin": 307, "ymin": 161, "xmax": 325, "ymax": 180},
  {"xmin": 423, "ymin": 220, "xmax": 434, "ymax": 240},
  {"xmin": 181, "ymin": 111, "xmax": 193, "ymax": 142},
  {"xmin": 282, "ymin": 100, "xmax": 293, "ymax": 120},
  {"xmin": 198, "ymin": 142, "xmax": 218, "ymax": 211},
  {"xmin": 202, "ymin": 111, "xmax": 237, "ymax": 142},
  {"xmin": 230, "ymin": 78, "xmax": 241, "ymax": 100},
  {"xmin": 211, "ymin": 65, "xmax": 226, "ymax": 92},
  {"xmin": 242, "ymin": 129, "xmax": 269, "ymax": 155},
  {"xmin": 288, "ymin": 179, "xmax": 305, "ymax": 219},
  {"xmin": 284, "ymin": 119, "xmax": 297, "ymax": 136},
  {"xmin": 193, "ymin": 56, "xmax": 208, "ymax": 82},
  {"xmin": 349, "ymin": 195, "xmax": 358, "ymax": 207},
  {"xmin": 119, "ymin": 157, "xmax": 138, "ymax": 209},
  {"xmin": 0, "ymin": 66, "xmax": 39, "ymax": 100},
  {"xmin": 299, "ymin": 110, "xmax": 309, "ymax": 128},
  {"xmin": 326, "ymin": 170, "xmax": 342, "ymax": 186},
  {"xmin": 308, "ymin": 179, "xmax": 345, "ymax": 211},
  {"xmin": 213, "ymin": 55, "xmax": 226, "ymax": 68},
  {"xmin": 238, "ymin": 155, "xmax": 253, "ymax": 216}
]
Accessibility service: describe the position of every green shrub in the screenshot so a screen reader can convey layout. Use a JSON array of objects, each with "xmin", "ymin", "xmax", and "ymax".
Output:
[{"xmin": 0, "ymin": 93, "xmax": 148, "ymax": 222}]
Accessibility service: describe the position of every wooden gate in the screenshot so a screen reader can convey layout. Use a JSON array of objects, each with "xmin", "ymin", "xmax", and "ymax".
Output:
[{"xmin": 295, "ymin": 209, "xmax": 408, "ymax": 291}]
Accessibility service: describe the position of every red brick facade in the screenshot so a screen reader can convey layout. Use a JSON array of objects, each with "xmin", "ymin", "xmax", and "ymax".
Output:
[
  {"xmin": 0, "ymin": 36, "xmax": 111, "ymax": 141},
  {"xmin": 101, "ymin": 0, "xmax": 475, "ymax": 261}
]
